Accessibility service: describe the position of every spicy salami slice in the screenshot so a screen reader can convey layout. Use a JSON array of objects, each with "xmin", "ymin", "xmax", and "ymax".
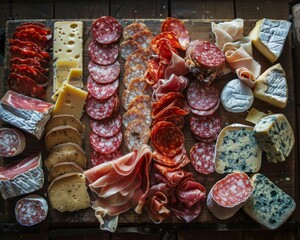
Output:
[
  {"xmin": 124, "ymin": 48, "xmax": 150, "ymax": 70},
  {"xmin": 161, "ymin": 17, "xmax": 190, "ymax": 50},
  {"xmin": 120, "ymin": 40, "xmax": 141, "ymax": 60},
  {"xmin": 151, "ymin": 31, "xmax": 181, "ymax": 54},
  {"xmin": 156, "ymin": 38, "xmax": 177, "ymax": 64},
  {"xmin": 87, "ymin": 75, "xmax": 119, "ymax": 100},
  {"xmin": 89, "ymin": 40, "xmax": 119, "ymax": 66},
  {"xmin": 152, "ymin": 114, "xmax": 184, "ymax": 129},
  {"xmin": 132, "ymin": 29, "xmax": 154, "ymax": 49},
  {"xmin": 90, "ymin": 148, "xmax": 122, "ymax": 167},
  {"xmin": 187, "ymin": 80, "xmax": 219, "ymax": 111},
  {"xmin": 0, "ymin": 128, "xmax": 26, "ymax": 157},
  {"xmin": 124, "ymin": 119, "xmax": 150, "ymax": 152},
  {"xmin": 152, "ymin": 147, "xmax": 188, "ymax": 168},
  {"xmin": 190, "ymin": 142, "xmax": 215, "ymax": 175},
  {"xmin": 88, "ymin": 60, "xmax": 120, "ymax": 84},
  {"xmin": 15, "ymin": 24, "xmax": 51, "ymax": 37},
  {"xmin": 85, "ymin": 95, "xmax": 116, "ymax": 120},
  {"xmin": 127, "ymin": 95, "xmax": 152, "ymax": 126},
  {"xmin": 190, "ymin": 99, "xmax": 220, "ymax": 117},
  {"xmin": 123, "ymin": 22, "xmax": 149, "ymax": 39},
  {"xmin": 123, "ymin": 65, "xmax": 146, "ymax": 88},
  {"xmin": 90, "ymin": 130, "xmax": 122, "ymax": 154},
  {"xmin": 10, "ymin": 46, "xmax": 47, "ymax": 66},
  {"xmin": 151, "ymin": 121, "xmax": 184, "ymax": 157},
  {"xmin": 92, "ymin": 16, "xmax": 122, "ymax": 44},
  {"xmin": 89, "ymin": 114, "xmax": 122, "ymax": 138},
  {"xmin": 10, "ymin": 57, "xmax": 48, "ymax": 74},
  {"xmin": 123, "ymin": 107, "xmax": 146, "ymax": 128},
  {"xmin": 190, "ymin": 112, "xmax": 222, "ymax": 140},
  {"xmin": 13, "ymin": 30, "xmax": 50, "ymax": 51},
  {"xmin": 15, "ymin": 195, "xmax": 48, "ymax": 226}
]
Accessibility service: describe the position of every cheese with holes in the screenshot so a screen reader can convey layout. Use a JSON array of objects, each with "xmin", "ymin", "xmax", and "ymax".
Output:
[
  {"xmin": 52, "ymin": 83, "xmax": 87, "ymax": 119},
  {"xmin": 254, "ymin": 114, "xmax": 294, "ymax": 163},
  {"xmin": 214, "ymin": 124, "xmax": 262, "ymax": 173},
  {"xmin": 249, "ymin": 18, "xmax": 291, "ymax": 63},
  {"xmin": 48, "ymin": 173, "xmax": 90, "ymax": 212},
  {"xmin": 254, "ymin": 64, "xmax": 288, "ymax": 108},
  {"xmin": 243, "ymin": 173, "xmax": 296, "ymax": 230}
]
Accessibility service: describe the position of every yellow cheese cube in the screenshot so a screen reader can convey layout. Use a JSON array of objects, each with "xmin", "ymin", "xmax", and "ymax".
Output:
[{"xmin": 67, "ymin": 68, "xmax": 83, "ymax": 88}]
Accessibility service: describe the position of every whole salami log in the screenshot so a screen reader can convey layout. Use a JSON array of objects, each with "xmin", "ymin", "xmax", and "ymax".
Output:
[
  {"xmin": 15, "ymin": 194, "xmax": 48, "ymax": 226},
  {"xmin": 0, "ymin": 128, "xmax": 26, "ymax": 157},
  {"xmin": 207, "ymin": 172, "xmax": 253, "ymax": 220}
]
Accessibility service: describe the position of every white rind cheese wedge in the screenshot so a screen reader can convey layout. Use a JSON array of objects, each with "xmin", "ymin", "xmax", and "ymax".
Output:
[
  {"xmin": 243, "ymin": 173, "xmax": 296, "ymax": 230},
  {"xmin": 214, "ymin": 124, "xmax": 262, "ymax": 173},
  {"xmin": 249, "ymin": 18, "xmax": 291, "ymax": 63},
  {"xmin": 254, "ymin": 113, "xmax": 294, "ymax": 163},
  {"xmin": 254, "ymin": 63, "xmax": 288, "ymax": 108}
]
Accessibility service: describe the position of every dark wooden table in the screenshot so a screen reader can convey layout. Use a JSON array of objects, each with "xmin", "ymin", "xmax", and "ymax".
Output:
[{"xmin": 0, "ymin": 1, "xmax": 299, "ymax": 239}]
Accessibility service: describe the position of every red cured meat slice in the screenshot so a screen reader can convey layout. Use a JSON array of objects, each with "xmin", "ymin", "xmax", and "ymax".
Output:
[
  {"xmin": 87, "ymin": 76, "xmax": 119, "ymax": 100},
  {"xmin": 8, "ymin": 73, "xmax": 46, "ymax": 99},
  {"xmin": 90, "ymin": 131, "xmax": 122, "ymax": 154},
  {"xmin": 10, "ymin": 46, "xmax": 47, "ymax": 67},
  {"xmin": 152, "ymin": 147, "xmax": 189, "ymax": 168},
  {"xmin": 190, "ymin": 99, "xmax": 220, "ymax": 117},
  {"xmin": 187, "ymin": 80, "xmax": 219, "ymax": 111},
  {"xmin": 92, "ymin": 16, "xmax": 122, "ymax": 44},
  {"xmin": 10, "ymin": 64, "xmax": 48, "ymax": 86},
  {"xmin": 190, "ymin": 112, "xmax": 222, "ymax": 139},
  {"xmin": 85, "ymin": 95, "xmax": 116, "ymax": 120},
  {"xmin": 89, "ymin": 40, "xmax": 119, "ymax": 66},
  {"xmin": 169, "ymin": 201, "xmax": 202, "ymax": 222},
  {"xmin": 15, "ymin": 195, "xmax": 48, "ymax": 226},
  {"xmin": 15, "ymin": 24, "xmax": 51, "ymax": 36},
  {"xmin": 90, "ymin": 114, "xmax": 122, "ymax": 138},
  {"xmin": 151, "ymin": 121, "xmax": 184, "ymax": 157},
  {"xmin": 156, "ymin": 38, "xmax": 177, "ymax": 64},
  {"xmin": 154, "ymin": 163, "xmax": 185, "ymax": 187},
  {"xmin": 88, "ymin": 60, "xmax": 120, "ymax": 84},
  {"xmin": 19, "ymin": 22, "xmax": 47, "ymax": 28},
  {"xmin": 190, "ymin": 142, "xmax": 215, "ymax": 175},
  {"xmin": 152, "ymin": 92, "xmax": 184, "ymax": 111},
  {"xmin": 152, "ymin": 114, "xmax": 184, "ymax": 129},
  {"xmin": 90, "ymin": 148, "xmax": 122, "ymax": 167},
  {"xmin": 120, "ymin": 40, "xmax": 141, "ymax": 60},
  {"xmin": 123, "ymin": 22, "xmax": 149, "ymax": 39},
  {"xmin": 10, "ymin": 57, "xmax": 48, "ymax": 75},
  {"xmin": 124, "ymin": 49, "xmax": 149, "ymax": 71},
  {"xmin": 132, "ymin": 29, "xmax": 153, "ymax": 49},
  {"xmin": 122, "ymin": 107, "xmax": 146, "ymax": 128},
  {"xmin": 145, "ymin": 58, "xmax": 167, "ymax": 85},
  {"xmin": 123, "ymin": 64, "xmax": 146, "ymax": 89},
  {"xmin": 13, "ymin": 30, "xmax": 50, "ymax": 51},
  {"xmin": 151, "ymin": 31, "xmax": 181, "ymax": 54},
  {"xmin": 0, "ymin": 128, "xmax": 25, "ymax": 157}
]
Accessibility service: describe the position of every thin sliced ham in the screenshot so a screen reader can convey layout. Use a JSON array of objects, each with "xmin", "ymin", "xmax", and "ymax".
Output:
[
  {"xmin": 146, "ymin": 191, "xmax": 171, "ymax": 224},
  {"xmin": 223, "ymin": 37, "xmax": 252, "ymax": 56},
  {"xmin": 164, "ymin": 52, "xmax": 189, "ymax": 79}
]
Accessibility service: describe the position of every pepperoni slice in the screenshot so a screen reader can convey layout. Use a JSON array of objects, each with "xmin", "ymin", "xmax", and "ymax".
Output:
[
  {"xmin": 125, "ymin": 48, "xmax": 150, "ymax": 70},
  {"xmin": 15, "ymin": 24, "xmax": 51, "ymax": 37},
  {"xmin": 8, "ymin": 73, "xmax": 46, "ymax": 99},
  {"xmin": 187, "ymin": 80, "xmax": 219, "ymax": 111},
  {"xmin": 88, "ymin": 60, "xmax": 120, "ymax": 84},
  {"xmin": 123, "ymin": 65, "xmax": 146, "ymax": 88},
  {"xmin": 122, "ymin": 107, "xmax": 146, "ymax": 128},
  {"xmin": 85, "ymin": 95, "xmax": 116, "ymax": 120},
  {"xmin": 90, "ymin": 131, "xmax": 122, "ymax": 154},
  {"xmin": 161, "ymin": 17, "xmax": 190, "ymax": 50},
  {"xmin": 124, "ymin": 119, "xmax": 150, "ymax": 152},
  {"xmin": 151, "ymin": 121, "xmax": 184, "ymax": 157},
  {"xmin": 123, "ymin": 22, "xmax": 149, "ymax": 39},
  {"xmin": 87, "ymin": 76, "xmax": 119, "ymax": 100},
  {"xmin": 151, "ymin": 31, "xmax": 181, "ymax": 54},
  {"xmin": 190, "ymin": 142, "xmax": 215, "ymax": 175},
  {"xmin": 156, "ymin": 38, "xmax": 177, "ymax": 64},
  {"xmin": 90, "ymin": 114, "xmax": 122, "ymax": 138},
  {"xmin": 89, "ymin": 40, "xmax": 119, "ymax": 66},
  {"xmin": 13, "ymin": 30, "xmax": 50, "ymax": 51},
  {"xmin": 10, "ymin": 57, "xmax": 48, "ymax": 75},
  {"xmin": 132, "ymin": 29, "xmax": 153, "ymax": 49},
  {"xmin": 92, "ymin": 16, "xmax": 122, "ymax": 44},
  {"xmin": 90, "ymin": 149, "xmax": 122, "ymax": 167},
  {"xmin": 10, "ymin": 46, "xmax": 47, "ymax": 66},
  {"xmin": 152, "ymin": 114, "xmax": 184, "ymax": 129},
  {"xmin": 120, "ymin": 40, "xmax": 141, "ymax": 60},
  {"xmin": 152, "ymin": 147, "xmax": 188, "ymax": 168},
  {"xmin": 0, "ymin": 128, "xmax": 25, "ymax": 157},
  {"xmin": 145, "ymin": 58, "xmax": 167, "ymax": 85},
  {"xmin": 10, "ymin": 64, "xmax": 48, "ymax": 86},
  {"xmin": 190, "ymin": 99, "xmax": 220, "ymax": 116}
]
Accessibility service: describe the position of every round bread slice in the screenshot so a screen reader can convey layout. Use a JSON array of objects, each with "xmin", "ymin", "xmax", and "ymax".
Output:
[
  {"xmin": 48, "ymin": 162, "xmax": 83, "ymax": 182},
  {"xmin": 45, "ymin": 114, "xmax": 84, "ymax": 134}
]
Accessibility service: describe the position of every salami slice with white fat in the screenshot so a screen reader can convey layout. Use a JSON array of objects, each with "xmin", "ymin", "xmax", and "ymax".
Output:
[
  {"xmin": 123, "ymin": 22, "xmax": 149, "ymax": 39},
  {"xmin": 15, "ymin": 195, "xmax": 48, "ymax": 226},
  {"xmin": 122, "ymin": 107, "xmax": 146, "ymax": 128},
  {"xmin": 88, "ymin": 60, "xmax": 120, "ymax": 84},
  {"xmin": 123, "ymin": 65, "xmax": 147, "ymax": 88},
  {"xmin": 132, "ymin": 29, "xmax": 153, "ymax": 49},
  {"xmin": 124, "ymin": 48, "xmax": 149, "ymax": 70},
  {"xmin": 207, "ymin": 172, "xmax": 253, "ymax": 220},
  {"xmin": 85, "ymin": 95, "xmax": 116, "ymax": 120},
  {"xmin": 92, "ymin": 16, "xmax": 122, "ymax": 44},
  {"xmin": 190, "ymin": 142, "xmax": 215, "ymax": 175},
  {"xmin": 87, "ymin": 75, "xmax": 119, "ymax": 100},
  {"xmin": 90, "ymin": 148, "xmax": 122, "ymax": 167},
  {"xmin": 0, "ymin": 128, "xmax": 26, "ymax": 157},
  {"xmin": 89, "ymin": 40, "xmax": 118, "ymax": 66},
  {"xmin": 128, "ymin": 95, "xmax": 152, "ymax": 126},
  {"xmin": 190, "ymin": 99, "xmax": 220, "ymax": 116},
  {"xmin": 89, "ymin": 114, "xmax": 122, "ymax": 137},
  {"xmin": 90, "ymin": 130, "xmax": 122, "ymax": 154},
  {"xmin": 120, "ymin": 40, "xmax": 141, "ymax": 60}
]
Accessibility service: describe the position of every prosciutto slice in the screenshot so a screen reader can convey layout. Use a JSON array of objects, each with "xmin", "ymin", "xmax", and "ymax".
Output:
[{"xmin": 164, "ymin": 52, "xmax": 189, "ymax": 79}]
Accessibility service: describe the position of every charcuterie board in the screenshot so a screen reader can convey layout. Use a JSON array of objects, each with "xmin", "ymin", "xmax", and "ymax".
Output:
[{"xmin": 0, "ymin": 19, "xmax": 298, "ymax": 229}]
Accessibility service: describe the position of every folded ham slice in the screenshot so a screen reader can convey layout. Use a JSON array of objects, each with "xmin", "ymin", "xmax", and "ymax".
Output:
[{"xmin": 164, "ymin": 52, "xmax": 189, "ymax": 79}]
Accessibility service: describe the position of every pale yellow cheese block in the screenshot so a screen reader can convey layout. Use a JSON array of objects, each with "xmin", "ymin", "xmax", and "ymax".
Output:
[
  {"xmin": 48, "ymin": 162, "xmax": 83, "ymax": 182},
  {"xmin": 67, "ymin": 68, "xmax": 83, "ymax": 89},
  {"xmin": 48, "ymin": 173, "xmax": 90, "ymax": 212},
  {"xmin": 45, "ymin": 114, "xmax": 84, "ymax": 134},
  {"xmin": 245, "ymin": 108, "xmax": 267, "ymax": 124}
]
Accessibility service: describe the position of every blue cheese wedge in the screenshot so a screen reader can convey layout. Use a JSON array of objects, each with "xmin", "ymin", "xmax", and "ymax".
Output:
[
  {"xmin": 243, "ymin": 173, "xmax": 296, "ymax": 230},
  {"xmin": 249, "ymin": 18, "xmax": 291, "ymax": 63},
  {"xmin": 254, "ymin": 64, "xmax": 287, "ymax": 108},
  {"xmin": 254, "ymin": 114, "xmax": 294, "ymax": 163},
  {"xmin": 221, "ymin": 79, "xmax": 254, "ymax": 113},
  {"xmin": 214, "ymin": 124, "xmax": 262, "ymax": 173}
]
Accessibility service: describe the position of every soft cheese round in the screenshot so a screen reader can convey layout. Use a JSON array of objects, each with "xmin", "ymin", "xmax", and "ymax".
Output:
[{"xmin": 221, "ymin": 79, "xmax": 254, "ymax": 113}]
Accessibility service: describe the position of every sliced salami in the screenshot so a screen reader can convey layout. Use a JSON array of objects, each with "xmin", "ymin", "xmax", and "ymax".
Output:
[
  {"xmin": 190, "ymin": 142, "xmax": 215, "ymax": 175},
  {"xmin": 89, "ymin": 40, "xmax": 119, "ymax": 66},
  {"xmin": 87, "ymin": 75, "xmax": 119, "ymax": 100},
  {"xmin": 90, "ymin": 148, "xmax": 122, "ymax": 167},
  {"xmin": 151, "ymin": 121, "xmax": 184, "ymax": 157},
  {"xmin": 10, "ymin": 57, "xmax": 48, "ymax": 75},
  {"xmin": 190, "ymin": 99, "xmax": 220, "ymax": 116},
  {"xmin": 10, "ymin": 46, "xmax": 46, "ymax": 65},
  {"xmin": 154, "ymin": 106, "xmax": 188, "ymax": 122},
  {"xmin": 122, "ymin": 89, "xmax": 140, "ymax": 110},
  {"xmin": 89, "ymin": 114, "xmax": 122, "ymax": 138},
  {"xmin": 190, "ymin": 112, "xmax": 222, "ymax": 140},
  {"xmin": 124, "ymin": 48, "xmax": 149, "ymax": 70},
  {"xmin": 15, "ymin": 195, "xmax": 48, "ymax": 226},
  {"xmin": 85, "ymin": 94, "xmax": 116, "ymax": 120},
  {"xmin": 123, "ymin": 22, "xmax": 149, "ymax": 39},
  {"xmin": 92, "ymin": 16, "xmax": 122, "ymax": 44},
  {"xmin": 128, "ymin": 77, "xmax": 148, "ymax": 96},
  {"xmin": 88, "ymin": 60, "xmax": 120, "ymax": 84},
  {"xmin": 90, "ymin": 130, "xmax": 122, "ymax": 154},
  {"xmin": 120, "ymin": 40, "xmax": 141, "ymax": 60},
  {"xmin": 152, "ymin": 114, "xmax": 184, "ymax": 129},
  {"xmin": 151, "ymin": 31, "xmax": 181, "ymax": 54},
  {"xmin": 152, "ymin": 147, "xmax": 188, "ymax": 168},
  {"xmin": 123, "ymin": 64, "xmax": 146, "ymax": 88},
  {"xmin": 132, "ymin": 29, "xmax": 153, "ymax": 49},
  {"xmin": 187, "ymin": 80, "xmax": 219, "ymax": 111},
  {"xmin": 13, "ymin": 30, "xmax": 50, "ymax": 51},
  {"xmin": 127, "ymin": 95, "xmax": 152, "ymax": 126},
  {"xmin": 15, "ymin": 24, "xmax": 51, "ymax": 37},
  {"xmin": 0, "ymin": 128, "xmax": 26, "ymax": 157},
  {"xmin": 122, "ymin": 107, "xmax": 146, "ymax": 128},
  {"xmin": 124, "ymin": 119, "xmax": 150, "ymax": 152}
]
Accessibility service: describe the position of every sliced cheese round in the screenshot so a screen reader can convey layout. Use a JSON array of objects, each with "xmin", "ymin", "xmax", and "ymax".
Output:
[
  {"xmin": 48, "ymin": 162, "xmax": 83, "ymax": 182},
  {"xmin": 221, "ymin": 79, "xmax": 254, "ymax": 113},
  {"xmin": 45, "ymin": 114, "xmax": 84, "ymax": 134}
]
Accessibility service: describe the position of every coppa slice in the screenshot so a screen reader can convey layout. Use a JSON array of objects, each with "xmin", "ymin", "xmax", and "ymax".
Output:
[
  {"xmin": 90, "ymin": 131, "xmax": 122, "ymax": 154},
  {"xmin": 88, "ymin": 60, "xmax": 120, "ymax": 84},
  {"xmin": 89, "ymin": 40, "xmax": 119, "ymax": 66},
  {"xmin": 0, "ymin": 128, "xmax": 26, "ymax": 157},
  {"xmin": 190, "ymin": 142, "xmax": 215, "ymax": 174},
  {"xmin": 120, "ymin": 40, "xmax": 141, "ymax": 60},
  {"xmin": 90, "ymin": 114, "xmax": 122, "ymax": 137},
  {"xmin": 90, "ymin": 149, "xmax": 122, "ymax": 167},
  {"xmin": 87, "ymin": 76, "xmax": 119, "ymax": 100}
]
